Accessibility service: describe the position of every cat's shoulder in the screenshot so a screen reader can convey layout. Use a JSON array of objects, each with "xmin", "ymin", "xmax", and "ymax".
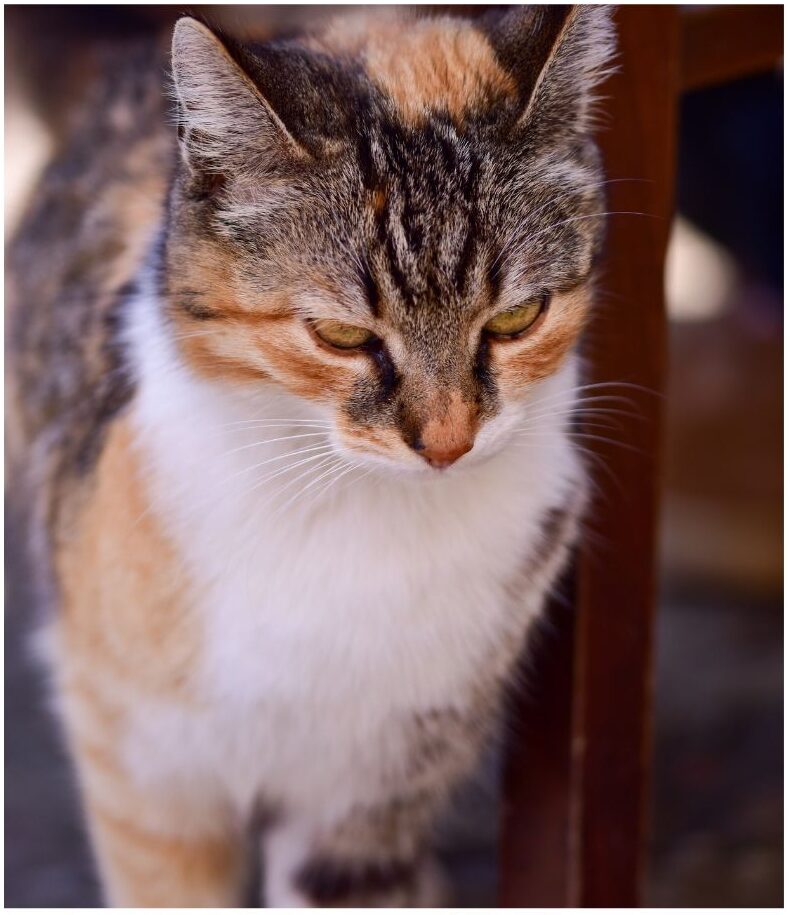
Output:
[{"xmin": 7, "ymin": 39, "xmax": 173, "ymax": 526}]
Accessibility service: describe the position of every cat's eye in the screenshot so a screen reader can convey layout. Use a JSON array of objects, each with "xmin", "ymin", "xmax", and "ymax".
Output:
[
  {"xmin": 484, "ymin": 297, "xmax": 547, "ymax": 338},
  {"xmin": 312, "ymin": 319, "xmax": 374, "ymax": 350}
]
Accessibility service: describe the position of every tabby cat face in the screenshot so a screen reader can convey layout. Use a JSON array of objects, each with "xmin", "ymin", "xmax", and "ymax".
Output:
[{"xmin": 166, "ymin": 7, "xmax": 615, "ymax": 472}]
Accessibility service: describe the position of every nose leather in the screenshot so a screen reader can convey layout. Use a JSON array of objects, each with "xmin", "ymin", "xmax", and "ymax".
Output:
[
  {"xmin": 417, "ymin": 439, "xmax": 474, "ymax": 469},
  {"xmin": 407, "ymin": 389, "xmax": 477, "ymax": 469}
]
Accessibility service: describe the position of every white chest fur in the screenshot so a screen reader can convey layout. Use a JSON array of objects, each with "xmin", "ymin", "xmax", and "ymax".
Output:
[{"xmin": 124, "ymin": 284, "xmax": 582, "ymax": 816}]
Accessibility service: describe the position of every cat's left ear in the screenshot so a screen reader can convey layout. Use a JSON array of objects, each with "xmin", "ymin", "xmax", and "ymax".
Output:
[
  {"xmin": 487, "ymin": 5, "xmax": 617, "ymax": 142},
  {"xmin": 171, "ymin": 17, "xmax": 309, "ymax": 175}
]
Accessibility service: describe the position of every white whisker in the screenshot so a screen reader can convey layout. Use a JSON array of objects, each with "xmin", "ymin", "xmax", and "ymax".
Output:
[
  {"xmin": 223, "ymin": 443, "xmax": 333, "ymax": 485},
  {"xmin": 308, "ymin": 461, "xmax": 359, "ymax": 512},
  {"xmin": 218, "ymin": 432, "xmax": 329, "ymax": 460},
  {"xmin": 266, "ymin": 456, "xmax": 345, "ymax": 522},
  {"xmin": 514, "ymin": 427, "xmax": 647, "ymax": 458},
  {"xmin": 218, "ymin": 418, "xmax": 333, "ymax": 428},
  {"xmin": 243, "ymin": 450, "xmax": 336, "ymax": 500}
]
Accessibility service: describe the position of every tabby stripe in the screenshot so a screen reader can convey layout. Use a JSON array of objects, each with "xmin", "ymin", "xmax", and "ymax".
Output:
[{"xmin": 295, "ymin": 856, "xmax": 416, "ymax": 904}]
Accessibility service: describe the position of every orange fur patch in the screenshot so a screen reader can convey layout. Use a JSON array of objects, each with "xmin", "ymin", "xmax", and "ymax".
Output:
[
  {"xmin": 336, "ymin": 413, "xmax": 406, "ymax": 459},
  {"xmin": 370, "ymin": 187, "xmax": 388, "ymax": 214},
  {"xmin": 56, "ymin": 418, "xmax": 199, "ymax": 700},
  {"xmin": 419, "ymin": 389, "xmax": 478, "ymax": 453},
  {"xmin": 495, "ymin": 284, "xmax": 591, "ymax": 389},
  {"xmin": 89, "ymin": 802, "xmax": 243, "ymax": 906},
  {"xmin": 258, "ymin": 330, "xmax": 359, "ymax": 403},
  {"xmin": 177, "ymin": 330, "xmax": 272, "ymax": 385},
  {"xmin": 317, "ymin": 15, "xmax": 516, "ymax": 123},
  {"xmin": 168, "ymin": 239, "xmax": 362, "ymax": 401},
  {"xmin": 51, "ymin": 419, "xmax": 240, "ymax": 903}
]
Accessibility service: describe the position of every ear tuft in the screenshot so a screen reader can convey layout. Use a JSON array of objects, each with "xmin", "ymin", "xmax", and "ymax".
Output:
[
  {"xmin": 489, "ymin": 5, "xmax": 617, "ymax": 141},
  {"xmin": 171, "ymin": 17, "xmax": 306, "ymax": 174}
]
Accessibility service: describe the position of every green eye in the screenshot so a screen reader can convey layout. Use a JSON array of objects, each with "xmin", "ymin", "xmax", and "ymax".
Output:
[
  {"xmin": 484, "ymin": 297, "xmax": 546, "ymax": 337},
  {"xmin": 313, "ymin": 320, "xmax": 374, "ymax": 350}
]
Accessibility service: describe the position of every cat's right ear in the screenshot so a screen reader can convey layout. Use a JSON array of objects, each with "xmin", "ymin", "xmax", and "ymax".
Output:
[
  {"xmin": 485, "ymin": 5, "xmax": 616, "ymax": 143},
  {"xmin": 171, "ymin": 17, "xmax": 309, "ymax": 176}
]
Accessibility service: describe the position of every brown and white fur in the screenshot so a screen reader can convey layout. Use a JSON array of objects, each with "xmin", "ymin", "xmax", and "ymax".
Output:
[{"xmin": 7, "ymin": 7, "xmax": 615, "ymax": 906}]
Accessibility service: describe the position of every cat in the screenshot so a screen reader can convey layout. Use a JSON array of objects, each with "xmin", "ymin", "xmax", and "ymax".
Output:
[{"xmin": 7, "ymin": 6, "xmax": 615, "ymax": 907}]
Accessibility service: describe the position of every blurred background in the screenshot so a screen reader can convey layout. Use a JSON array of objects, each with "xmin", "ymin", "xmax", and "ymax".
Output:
[{"xmin": 5, "ymin": 5, "xmax": 783, "ymax": 908}]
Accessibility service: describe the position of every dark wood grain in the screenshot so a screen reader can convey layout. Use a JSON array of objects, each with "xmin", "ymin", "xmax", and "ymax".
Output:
[
  {"xmin": 499, "ymin": 574, "xmax": 577, "ymax": 905},
  {"xmin": 498, "ymin": 6, "xmax": 676, "ymax": 907},
  {"xmin": 572, "ymin": 6, "xmax": 676, "ymax": 906},
  {"xmin": 680, "ymin": 5, "xmax": 783, "ymax": 92}
]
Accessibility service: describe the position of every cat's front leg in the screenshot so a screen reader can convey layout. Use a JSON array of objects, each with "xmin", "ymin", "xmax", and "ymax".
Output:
[
  {"xmin": 264, "ymin": 797, "xmax": 446, "ymax": 907},
  {"xmin": 64, "ymin": 703, "xmax": 246, "ymax": 906},
  {"xmin": 88, "ymin": 802, "xmax": 246, "ymax": 908}
]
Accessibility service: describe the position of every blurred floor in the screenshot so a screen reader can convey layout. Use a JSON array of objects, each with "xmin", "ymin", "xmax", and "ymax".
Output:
[
  {"xmin": 645, "ymin": 286, "xmax": 783, "ymax": 907},
  {"xmin": 648, "ymin": 590, "xmax": 782, "ymax": 907},
  {"xmin": 5, "ymin": 509, "xmax": 100, "ymax": 906}
]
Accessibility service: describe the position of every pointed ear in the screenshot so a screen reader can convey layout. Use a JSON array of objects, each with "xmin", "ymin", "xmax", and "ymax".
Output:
[
  {"xmin": 171, "ymin": 17, "xmax": 308, "ymax": 175},
  {"xmin": 488, "ymin": 5, "xmax": 616, "ymax": 141}
]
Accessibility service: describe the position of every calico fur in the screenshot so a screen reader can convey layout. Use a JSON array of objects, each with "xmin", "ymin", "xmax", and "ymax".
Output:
[{"xmin": 8, "ymin": 6, "xmax": 615, "ymax": 906}]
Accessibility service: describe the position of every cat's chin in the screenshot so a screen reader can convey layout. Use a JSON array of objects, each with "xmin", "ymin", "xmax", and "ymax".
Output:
[{"xmin": 332, "ymin": 414, "xmax": 528, "ymax": 480}]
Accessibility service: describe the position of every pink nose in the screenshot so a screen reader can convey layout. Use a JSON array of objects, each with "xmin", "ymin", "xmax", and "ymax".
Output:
[
  {"xmin": 417, "ymin": 439, "xmax": 474, "ymax": 469},
  {"xmin": 406, "ymin": 389, "xmax": 477, "ymax": 469}
]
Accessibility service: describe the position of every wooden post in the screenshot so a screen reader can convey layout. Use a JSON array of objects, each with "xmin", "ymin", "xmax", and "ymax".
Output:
[
  {"xmin": 572, "ymin": 5, "xmax": 676, "ymax": 906},
  {"xmin": 499, "ymin": 574, "xmax": 578, "ymax": 905},
  {"xmin": 499, "ymin": 7, "xmax": 676, "ymax": 906}
]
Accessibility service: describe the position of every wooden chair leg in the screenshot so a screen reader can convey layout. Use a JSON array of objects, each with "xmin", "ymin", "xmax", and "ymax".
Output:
[
  {"xmin": 499, "ymin": 575, "xmax": 578, "ymax": 906},
  {"xmin": 499, "ymin": 8, "xmax": 677, "ymax": 906}
]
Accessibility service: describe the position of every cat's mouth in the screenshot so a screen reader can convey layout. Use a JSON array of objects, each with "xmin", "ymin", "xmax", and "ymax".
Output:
[{"xmin": 332, "ymin": 427, "xmax": 508, "ymax": 479}]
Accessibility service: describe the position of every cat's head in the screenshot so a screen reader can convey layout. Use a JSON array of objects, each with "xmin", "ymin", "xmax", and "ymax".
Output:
[{"xmin": 165, "ymin": 7, "xmax": 615, "ymax": 473}]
